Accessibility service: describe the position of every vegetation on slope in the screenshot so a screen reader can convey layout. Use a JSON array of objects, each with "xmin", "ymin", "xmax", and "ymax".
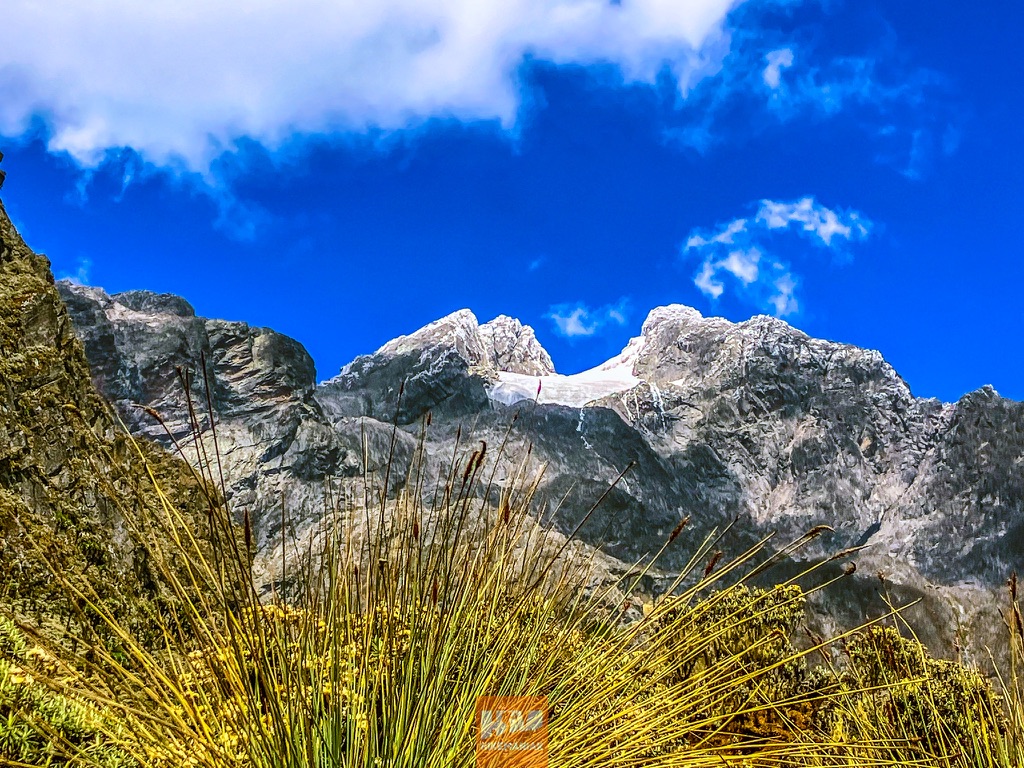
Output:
[
  {"xmin": 2, "ymin": 421, "xmax": 1020, "ymax": 768},
  {"xmin": 0, "ymin": 196, "xmax": 212, "ymax": 645}
]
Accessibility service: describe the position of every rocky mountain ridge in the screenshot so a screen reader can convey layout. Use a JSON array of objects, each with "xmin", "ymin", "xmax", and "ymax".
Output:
[
  {"xmin": 56, "ymin": 282, "xmax": 1024, "ymax": 660},
  {"xmin": 370, "ymin": 309, "xmax": 555, "ymax": 378}
]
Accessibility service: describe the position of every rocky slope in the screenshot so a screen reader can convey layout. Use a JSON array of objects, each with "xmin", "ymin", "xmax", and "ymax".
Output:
[
  {"xmin": 57, "ymin": 287, "xmax": 1023, "ymax": 661},
  {"xmin": 0, "ymin": 191, "xmax": 208, "ymax": 643}
]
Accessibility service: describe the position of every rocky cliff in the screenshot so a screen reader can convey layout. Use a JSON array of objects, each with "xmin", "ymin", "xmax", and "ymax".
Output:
[
  {"xmin": 57, "ymin": 285, "xmax": 1023, "ymax": 661},
  {"xmin": 0, "ymin": 194, "xmax": 208, "ymax": 643}
]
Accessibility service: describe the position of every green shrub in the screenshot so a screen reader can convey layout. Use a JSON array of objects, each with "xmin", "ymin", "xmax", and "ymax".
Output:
[{"xmin": 0, "ymin": 615, "xmax": 136, "ymax": 767}]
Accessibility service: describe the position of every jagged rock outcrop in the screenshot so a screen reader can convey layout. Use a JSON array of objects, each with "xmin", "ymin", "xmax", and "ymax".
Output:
[
  {"xmin": 601, "ymin": 305, "xmax": 1024, "ymax": 589},
  {"xmin": 58, "ymin": 285, "xmax": 1024, "ymax": 661},
  {"xmin": 372, "ymin": 309, "xmax": 554, "ymax": 377},
  {"xmin": 0, "ymin": 196, "xmax": 208, "ymax": 642},
  {"xmin": 56, "ymin": 282, "xmax": 385, "ymax": 562},
  {"xmin": 319, "ymin": 310, "xmax": 555, "ymax": 425},
  {"xmin": 479, "ymin": 315, "xmax": 555, "ymax": 376}
]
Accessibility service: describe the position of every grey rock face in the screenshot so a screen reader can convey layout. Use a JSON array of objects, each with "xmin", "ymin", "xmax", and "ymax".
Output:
[
  {"xmin": 318, "ymin": 310, "xmax": 553, "ymax": 425},
  {"xmin": 58, "ymin": 284, "xmax": 315, "ymax": 436},
  {"xmin": 56, "ymin": 281, "xmax": 361, "ymax": 556},
  {"xmin": 114, "ymin": 290, "xmax": 196, "ymax": 317},
  {"xmin": 374, "ymin": 309, "xmax": 486, "ymax": 365},
  {"xmin": 479, "ymin": 315, "xmax": 555, "ymax": 376},
  {"xmin": 372, "ymin": 309, "xmax": 555, "ymax": 377},
  {"xmin": 59, "ymin": 286, "xmax": 1023, "ymax": 660},
  {"xmin": 618, "ymin": 305, "xmax": 1024, "ymax": 589}
]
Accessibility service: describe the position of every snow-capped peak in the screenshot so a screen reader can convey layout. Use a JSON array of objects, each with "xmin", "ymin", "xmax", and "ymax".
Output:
[
  {"xmin": 640, "ymin": 304, "xmax": 706, "ymax": 337},
  {"xmin": 480, "ymin": 315, "xmax": 555, "ymax": 376},
  {"xmin": 369, "ymin": 309, "xmax": 555, "ymax": 377},
  {"xmin": 375, "ymin": 309, "xmax": 481, "ymax": 359}
]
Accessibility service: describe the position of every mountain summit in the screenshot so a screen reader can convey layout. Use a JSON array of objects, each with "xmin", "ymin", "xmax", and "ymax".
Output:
[
  {"xmin": 367, "ymin": 309, "xmax": 555, "ymax": 377},
  {"xmin": 57, "ymin": 284, "xmax": 1024, "ymax": 660}
]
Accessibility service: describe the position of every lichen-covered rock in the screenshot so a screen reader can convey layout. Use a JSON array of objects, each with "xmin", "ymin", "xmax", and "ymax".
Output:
[{"xmin": 0, "ymin": 196, "xmax": 207, "ymax": 644}]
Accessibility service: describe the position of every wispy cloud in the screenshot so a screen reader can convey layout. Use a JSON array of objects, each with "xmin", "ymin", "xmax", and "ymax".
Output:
[
  {"xmin": 1, "ymin": 0, "xmax": 742, "ymax": 172},
  {"xmin": 762, "ymin": 48, "xmax": 794, "ymax": 90},
  {"xmin": 666, "ymin": 16, "xmax": 963, "ymax": 178},
  {"xmin": 756, "ymin": 198, "xmax": 871, "ymax": 246},
  {"xmin": 761, "ymin": 51, "xmax": 950, "ymax": 127},
  {"xmin": 547, "ymin": 299, "xmax": 629, "ymax": 338},
  {"xmin": 57, "ymin": 256, "xmax": 93, "ymax": 286},
  {"xmin": 684, "ymin": 197, "xmax": 870, "ymax": 317}
]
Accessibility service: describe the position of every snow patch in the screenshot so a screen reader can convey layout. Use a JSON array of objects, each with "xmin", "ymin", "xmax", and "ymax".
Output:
[{"xmin": 488, "ymin": 336, "xmax": 644, "ymax": 408}]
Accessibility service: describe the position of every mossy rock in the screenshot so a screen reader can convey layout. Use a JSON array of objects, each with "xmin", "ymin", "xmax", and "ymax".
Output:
[{"xmin": 0, "ymin": 195, "xmax": 211, "ymax": 649}]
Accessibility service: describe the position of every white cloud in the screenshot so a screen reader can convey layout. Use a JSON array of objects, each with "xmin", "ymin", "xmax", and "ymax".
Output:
[
  {"xmin": 547, "ymin": 299, "xmax": 629, "ymax": 338},
  {"xmin": 685, "ymin": 217, "xmax": 748, "ymax": 249},
  {"xmin": 57, "ymin": 257, "xmax": 92, "ymax": 286},
  {"xmin": 720, "ymin": 247, "xmax": 761, "ymax": 284},
  {"xmin": 762, "ymin": 48, "xmax": 793, "ymax": 89},
  {"xmin": 605, "ymin": 303, "xmax": 628, "ymax": 326},
  {"xmin": 0, "ymin": 0, "xmax": 741, "ymax": 171},
  {"xmin": 684, "ymin": 197, "xmax": 870, "ymax": 317},
  {"xmin": 756, "ymin": 197, "xmax": 871, "ymax": 245},
  {"xmin": 769, "ymin": 271, "xmax": 798, "ymax": 316},
  {"xmin": 552, "ymin": 307, "xmax": 595, "ymax": 337}
]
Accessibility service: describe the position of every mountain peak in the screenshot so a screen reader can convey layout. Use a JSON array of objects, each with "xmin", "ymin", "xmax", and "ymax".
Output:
[
  {"xmin": 375, "ymin": 309, "xmax": 482, "ymax": 361},
  {"xmin": 479, "ymin": 315, "xmax": 555, "ymax": 376},
  {"xmin": 640, "ymin": 304, "xmax": 706, "ymax": 336},
  {"xmin": 112, "ymin": 289, "xmax": 196, "ymax": 318},
  {"xmin": 372, "ymin": 309, "xmax": 554, "ymax": 376}
]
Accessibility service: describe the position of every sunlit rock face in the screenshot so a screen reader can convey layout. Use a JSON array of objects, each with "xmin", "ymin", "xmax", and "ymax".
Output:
[
  {"xmin": 59, "ymin": 281, "xmax": 367, "ymax": 561},
  {"xmin": 0, "ymin": 197, "xmax": 208, "ymax": 636},
  {"xmin": 60, "ymin": 284, "xmax": 1024, "ymax": 662}
]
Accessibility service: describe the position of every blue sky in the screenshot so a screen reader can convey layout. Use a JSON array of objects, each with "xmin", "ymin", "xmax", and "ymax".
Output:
[{"xmin": 1, "ymin": 0, "xmax": 1021, "ymax": 402}]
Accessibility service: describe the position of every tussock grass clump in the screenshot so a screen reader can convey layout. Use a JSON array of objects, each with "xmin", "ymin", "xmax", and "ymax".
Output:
[{"xmin": 3, "ymin": 408, "xmax": 1023, "ymax": 768}]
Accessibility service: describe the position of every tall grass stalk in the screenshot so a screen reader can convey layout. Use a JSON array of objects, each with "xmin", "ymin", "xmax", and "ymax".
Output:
[{"xmin": 8, "ymin": 398, "xmax": 1023, "ymax": 768}]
